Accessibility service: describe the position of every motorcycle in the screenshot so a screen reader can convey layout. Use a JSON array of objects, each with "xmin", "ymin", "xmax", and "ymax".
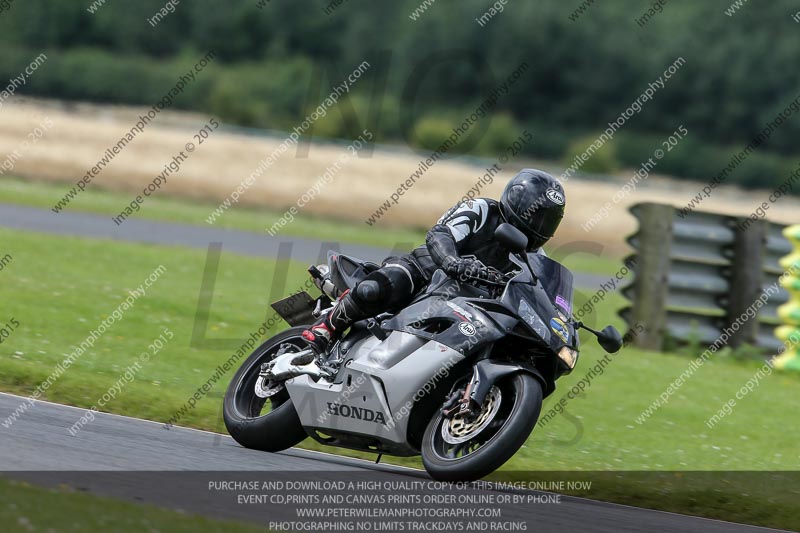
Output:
[{"xmin": 223, "ymin": 223, "xmax": 623, "ymax": 481}]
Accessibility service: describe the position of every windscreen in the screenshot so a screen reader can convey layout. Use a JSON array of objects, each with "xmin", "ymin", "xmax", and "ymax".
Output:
[{"xmin": 528, "ymin": 253, "xmax": 574, "ymax": 316}]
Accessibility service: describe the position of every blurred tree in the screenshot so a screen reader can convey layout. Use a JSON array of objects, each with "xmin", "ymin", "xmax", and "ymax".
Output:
[{"xmin": 1, "ymin": 0, "xmax": 799, "ymax": 190}]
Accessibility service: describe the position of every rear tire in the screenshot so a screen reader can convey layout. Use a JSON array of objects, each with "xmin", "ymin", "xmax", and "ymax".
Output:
[
  {"xmin": 421, "ymin": 373, "xmax": 542, "ymax": 481},
  {"xmin": 223, "ymin": 327, "xmax": 309, "ymax": 452}
]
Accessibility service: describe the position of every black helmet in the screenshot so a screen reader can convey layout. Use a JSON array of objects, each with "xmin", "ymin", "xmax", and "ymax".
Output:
[{"xmin": 500, "ymin": 169, "xmax": 565, "ymax": 250}]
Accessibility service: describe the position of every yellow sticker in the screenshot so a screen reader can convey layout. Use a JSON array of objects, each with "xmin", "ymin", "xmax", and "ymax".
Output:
[{"xmin": 550, "ymin": 317, "xmax": 569, "ymax": 343}]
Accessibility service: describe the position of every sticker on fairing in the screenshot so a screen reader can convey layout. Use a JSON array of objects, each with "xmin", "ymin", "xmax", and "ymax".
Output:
[
  {"xmin": 458, "ymin": 322, "xmax": 477, "ymax": 337},
  {"xmin": 555, "ymin": 295, "xmax": 571, "ymax": 313},
  {"xmin": 447, "ymin": 301, "xmax": 474, "ymax": 321},
  {"xmin": 550, "ymin": 317, "xmax": 569, "ymax": 343}
]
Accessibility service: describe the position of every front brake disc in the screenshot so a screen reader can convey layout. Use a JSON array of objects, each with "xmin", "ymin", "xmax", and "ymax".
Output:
[{"xmin": 441, "ymin": 386, "xmax": 503, "ymax": 445}]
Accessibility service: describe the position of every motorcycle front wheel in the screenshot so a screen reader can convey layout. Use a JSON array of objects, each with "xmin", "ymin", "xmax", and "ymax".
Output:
[
  {"xmin": 421, "ymin": 372, "xmax": 543, "ymax": 482},
  {"xmin": 223, "ymin": 326, "xmax": 309, "ymax": 452}
]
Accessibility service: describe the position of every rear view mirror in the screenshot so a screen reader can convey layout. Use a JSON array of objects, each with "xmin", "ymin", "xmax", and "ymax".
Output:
[
  {"xmin": 576, "ymin": 323, "xmax": 625, "ymax": 354},
  {"xmin": 495, "ymin": 223, "xmax": 528, "ymax": 254},
  {"xmin": 597, "ymin": 326, "xmax": 624, "ymax": 354}
]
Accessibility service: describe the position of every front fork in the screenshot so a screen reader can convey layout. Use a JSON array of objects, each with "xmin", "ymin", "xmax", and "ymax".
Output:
[
  {"xmin": 441, "ymin": 348, "xmax": 492, "ymax": 419},
  {"xmin": 443, "ymin": 358, "xmax": 544, "ymax": 419}
]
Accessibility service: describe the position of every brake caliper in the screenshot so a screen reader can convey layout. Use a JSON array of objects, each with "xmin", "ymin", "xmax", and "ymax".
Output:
[{"xmin": 441, "ymin": 389, "xmax": 479, "ymax": 421}]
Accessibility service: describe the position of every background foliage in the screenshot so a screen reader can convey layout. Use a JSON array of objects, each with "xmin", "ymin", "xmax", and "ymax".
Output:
[{"xmin": 2, "ymin": 0, "xmax": 799, "ymax": 189}]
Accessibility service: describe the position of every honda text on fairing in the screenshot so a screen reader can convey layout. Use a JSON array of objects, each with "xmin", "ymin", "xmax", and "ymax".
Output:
[{"xmin": 223, "ymin": 223, "xmax": 623, "ymax": 481}]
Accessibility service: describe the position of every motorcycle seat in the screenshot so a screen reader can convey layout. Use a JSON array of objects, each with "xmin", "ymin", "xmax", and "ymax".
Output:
[{"xmin": 329, "ymin": 253, "xmax": 380, "ymax": 292}]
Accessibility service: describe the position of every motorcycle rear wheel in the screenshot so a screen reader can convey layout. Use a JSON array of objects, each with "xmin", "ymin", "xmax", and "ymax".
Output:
[{"xmin": 223, "ymin": 327, "xmax": 308, "ymax": 452}]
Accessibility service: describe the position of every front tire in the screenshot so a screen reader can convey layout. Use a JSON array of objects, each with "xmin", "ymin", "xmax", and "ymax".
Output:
[
  {"xmin": 421, "ymin": 373, "xmax": 542, "ymax": 481},
  {"xmin": 223, "ymin": 327, "xmax": 309, "ymax": 452}
]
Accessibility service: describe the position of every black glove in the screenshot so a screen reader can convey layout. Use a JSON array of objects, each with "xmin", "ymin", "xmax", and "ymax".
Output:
[
  {"xmin": 443, "ymin": 257, "xmax": 501, "ymax": 283},
  {"xmin": 442, "ymin": 256, "xmax": 475, "ymax": 277}
]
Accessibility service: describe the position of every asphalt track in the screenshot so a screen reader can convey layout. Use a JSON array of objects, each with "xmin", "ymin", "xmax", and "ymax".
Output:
[
  {"xmin": 0, "ymin": 393, "xmax": 787, "ymax": 532},
  {"xmin": 0, "ymin": 203, "xmax": 607, "ymax": 289},
  {"xmin": 0, "ymin": 203, "xmax": 777, "ymax": 532}
]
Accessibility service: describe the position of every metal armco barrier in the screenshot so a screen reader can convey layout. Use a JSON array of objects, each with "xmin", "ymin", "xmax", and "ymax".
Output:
[{"xmin": 621, "ymin": 202, "xmax": 792, "ymax": 354}]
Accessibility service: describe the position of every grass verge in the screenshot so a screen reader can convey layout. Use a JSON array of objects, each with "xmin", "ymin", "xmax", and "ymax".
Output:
[{"xmin": 0, "ymin": 477, "xmax": 261, "ymax": 532}]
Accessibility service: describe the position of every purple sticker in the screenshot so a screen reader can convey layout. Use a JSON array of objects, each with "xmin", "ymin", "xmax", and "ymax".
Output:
[{"xmin": 555, "ymin": 295, "xmax": 571, "ymax": 313}]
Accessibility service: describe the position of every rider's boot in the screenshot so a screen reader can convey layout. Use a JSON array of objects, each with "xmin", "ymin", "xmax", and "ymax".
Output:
[{"xmin": 297, "ymin": 289, "xmax": 365, "ymax": 362}]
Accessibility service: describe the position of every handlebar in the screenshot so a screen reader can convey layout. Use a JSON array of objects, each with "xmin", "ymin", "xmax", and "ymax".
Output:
[{"xmin": 457, "ymin": 270, "xmax": 511, "ymax": 288}]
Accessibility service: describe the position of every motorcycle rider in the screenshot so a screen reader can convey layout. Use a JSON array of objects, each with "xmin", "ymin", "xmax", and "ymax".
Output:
[{"xmin": 299, "ymin": 168, "xmax": 566, "ymax": 358}]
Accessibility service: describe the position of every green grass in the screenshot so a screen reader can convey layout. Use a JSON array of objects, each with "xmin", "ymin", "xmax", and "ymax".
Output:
[
  {"xmin": 0, "ymin": 477, "xmax": 260, "ymax": 532},
  {"xmin": 0, "ymin": 176, "xmax": 626, "ymax": 276},
  {"xmin": 0, "ymin": 227, "xmax": 313, "ymax": 430},
  {"xmin": 1, "ymin": 229, "xmax": 797, "ymax": 529},
  {"xmin": 530, "ymin": 311, "xmax": 799, "ymax": 472}
]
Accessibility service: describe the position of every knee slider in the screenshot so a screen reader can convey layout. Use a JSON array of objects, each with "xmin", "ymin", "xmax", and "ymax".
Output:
[{"xmin": 356, "ymin": 280, "xmax": 382, "ymax": 303}]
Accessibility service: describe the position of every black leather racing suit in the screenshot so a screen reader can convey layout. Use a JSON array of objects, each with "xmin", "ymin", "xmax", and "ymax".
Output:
[
  {"xmin": 332, "ymin": 198, "xmax": 541, "ymax": 327},
  {"xmin": 412, "ymin": 197, "xmax": 519, "ymax": 280}
]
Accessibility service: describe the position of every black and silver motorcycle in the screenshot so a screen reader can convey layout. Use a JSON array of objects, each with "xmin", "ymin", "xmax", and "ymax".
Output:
[{"xmin": 223, "ymin": 223, "xmax": 623, "ymax": 481}]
